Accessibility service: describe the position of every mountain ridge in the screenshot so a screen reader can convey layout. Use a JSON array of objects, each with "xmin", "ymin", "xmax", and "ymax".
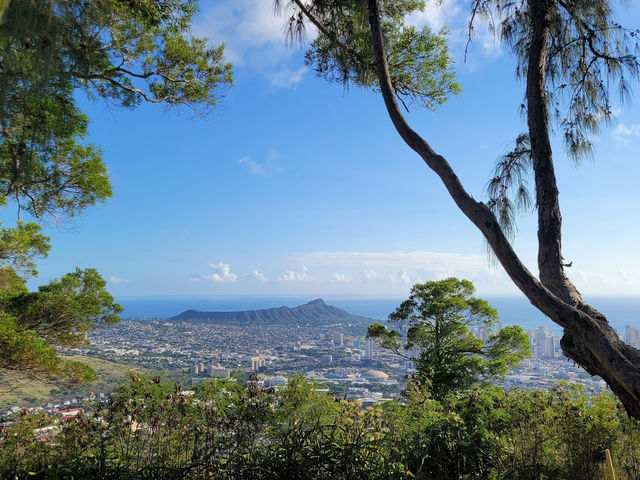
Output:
[{"xmin": 168, "ymin": 298, "xmax": 373, "ymax": 325}]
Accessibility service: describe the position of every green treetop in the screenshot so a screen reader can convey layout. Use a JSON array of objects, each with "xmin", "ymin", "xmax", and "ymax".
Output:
[
  {"xmin": 368, "ymin": 278, "xmax": 530, "ymax": 400},
  {"xmin": 279, "ymin": 0, "xmax": 460, "ymax": 111}
]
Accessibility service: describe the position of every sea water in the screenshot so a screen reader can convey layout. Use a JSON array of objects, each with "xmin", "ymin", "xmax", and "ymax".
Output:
[{"xmin": 115, "ymin": 295, "xmax": 640, "ymax": 336}]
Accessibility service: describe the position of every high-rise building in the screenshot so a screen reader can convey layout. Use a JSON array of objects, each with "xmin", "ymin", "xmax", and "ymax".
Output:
[
  {"xmin": 364, "ymin": 338, "xmax": 375, "ymax": 360},
  {"xmin": 207, "ymin": 365, "xmax": 231, "ymax": 378},
  {"xmin": 250, "ymin": 356, "xmax": 266, "ymax": 371},
  {"xmin": 551, "ymin": 335, "xmax": 561, "ymax": 357},
  {"xmin": 474, "ymin": 326, "xmax": 489, "ymax": 341},
  {"xmin": 333, "ymin": 332, "xmax": 344, "ymax": 347},
  {"xmin": 354, "ymin": 338, "xmax": 361, "ymax": 348},
  {"xmin": 625, "ymin": 325, "xmax": 633, "ymax": 343},
  {"xmin": 625, "ymin": 325, "xmax": 638, "ymax": 348},
  {"xmin": 529, "ymin": 326, "xmax": 559, "ymax": 359}
]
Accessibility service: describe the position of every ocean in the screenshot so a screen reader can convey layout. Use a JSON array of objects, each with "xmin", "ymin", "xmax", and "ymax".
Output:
[{"xmin": 115, "ymin": 295, "xmax": 640, "ymax": 335}]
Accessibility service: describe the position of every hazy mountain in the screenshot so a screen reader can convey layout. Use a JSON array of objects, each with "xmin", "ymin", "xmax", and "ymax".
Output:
[{"xmin": 169, "ymin": 298, "xmax": 373, "ymax": 325}]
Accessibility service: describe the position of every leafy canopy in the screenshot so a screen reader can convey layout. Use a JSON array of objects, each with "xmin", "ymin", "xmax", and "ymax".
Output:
[
  {"xmin": 277, "ymin": 0, "xmax": 460, "ymax": 110},
  {"xmin": 0, "ymin": 0, "xmax": 231, "ymax": 381},
  {"xmin": 0, "ymin": 0, "xmax": 232, "ymax": 220},
  {"xmin": 0, "ymin": 268, "xmax": 122, "ymax": 382},
  {"xmin": 368, "ymin": 278, "xmax": 530, "ymax": 399}
]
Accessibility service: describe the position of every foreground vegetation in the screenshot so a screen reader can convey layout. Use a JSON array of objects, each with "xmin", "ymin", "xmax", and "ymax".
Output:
[
  {"xmin": 1, "ymin": 375, "xmax": 639, "ymax": 480},
  {"xmin": 3, "ymin": 279, "xmax": 631, "ymax": 480}
]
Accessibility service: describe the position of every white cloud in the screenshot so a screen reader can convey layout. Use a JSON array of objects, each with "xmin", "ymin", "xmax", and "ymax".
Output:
[
  {"xmin": 194, "ymin": 1, "xmax": 285, "ymax": 64},
  {"xmin": 398, "ymin": 269, "xmax": 413, "ymax": 285},
  {"xmin": 269, "ymin": 66, "xmax": 308, "ymax": 88},
  {"xmin": 476, "ymin": 27, "xmax": 503, "ymax": 57},
  {"xmin": 238, "ymin": 152, "xmax": 283, "ymax": 175},
  {"xmin": 238, "ymin": 156, "xmax": 265, "ymax": 175},
  {"xmin": 332, "ymin": 273, "xmax": 353, "ymax": 283},
  {"xmin": 194, "ymin": 0, "xmax": 314, "ymax": 86},
  {"xmin": 363, "ymin": 269, "xmax": 378, "ymax": 281},
  {"xmin": 109, "ymin": 275, "xmax": 131, "ymax": 284},
  {"xmin": 200, "ymin": 262, "xmax": 238, "ymax": 283},
  {"xmin": 292, "ymin": 250, "xmax": 488, "ymax": 273},
  {"xmin": 406, "ymin": 0, "xmax": 502, "ymax": 60},
  {"xmin": 251, "ymin": 270, "xmax": 266, "ymax": 282},
  {"xmin": 612, "ymin": 123, "xmax": 640, "ymax": 146},
  {"xmin": 288, "ymin": 250, "xmax": 513, "ymax": 292},
  {"xmin": 617, "ymin": 269, "xmax": 630, "ymax": 282},
  {"xmin": 406, "ymin": 0, "xmax": 462, "ymax": 31},
  {"xmin": 279, "ymin": 265, "xmax": 312, "ymax": 282}
]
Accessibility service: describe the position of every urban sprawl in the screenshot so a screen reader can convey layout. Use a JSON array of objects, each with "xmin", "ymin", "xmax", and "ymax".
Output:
[{"xmin": 4, "ymin": 316, "xmax": 622, "ymax": 419}]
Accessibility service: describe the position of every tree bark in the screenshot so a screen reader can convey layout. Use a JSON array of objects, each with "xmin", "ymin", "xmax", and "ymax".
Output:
[
  {"xmin": 526, "ymin": 0, "xmax": 577, "ymax": 303},
  {"xmin": 366, "ymin": 0, "xmax": 640, "ymax": 418},
  {"xmin": 524, "ymin": 0, "xmax": 640, "ymax": 399}
]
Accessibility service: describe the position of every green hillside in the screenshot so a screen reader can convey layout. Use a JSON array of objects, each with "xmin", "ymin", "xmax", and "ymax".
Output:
[{"xmin": 0, "ymin": 355, "xmax": 169, "ymax": 410}]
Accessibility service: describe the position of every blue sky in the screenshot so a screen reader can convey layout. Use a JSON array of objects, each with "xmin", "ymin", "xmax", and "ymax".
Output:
[{"xmin": 17, "ymin": 1, "xmax": 640, "ymax": 299}]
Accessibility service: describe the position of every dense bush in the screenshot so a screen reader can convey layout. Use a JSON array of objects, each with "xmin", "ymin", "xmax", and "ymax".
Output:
[{"xmin": 1, "ymin": 376, "xmax": 640, "ymax": 479}]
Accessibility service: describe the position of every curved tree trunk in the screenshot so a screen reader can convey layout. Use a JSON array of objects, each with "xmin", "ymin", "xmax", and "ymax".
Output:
[
  {"xmin": 525, "ymin": 0, "xmax": 640, "ymax": 413},
  {"xmin": 365, "ymin": 0, "xmax": 640, "ymax": 418}
]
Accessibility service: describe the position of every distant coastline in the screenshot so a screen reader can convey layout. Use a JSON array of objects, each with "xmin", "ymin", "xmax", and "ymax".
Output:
[{"xmin": 115, "ymin": 295, "xmax": 640, "ymax": 335}]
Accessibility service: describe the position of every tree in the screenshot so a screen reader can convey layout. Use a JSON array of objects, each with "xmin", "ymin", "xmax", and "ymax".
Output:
[
  {"xmin": 0, "ymin": 0, "xmax": 232, "ymax": 220},
  {"xmin": 275, "ymin": 0, "xmax": 640, "ymax": 417},
  {"xmin": 0, "ymin": 0, "xmax": 232, "ymax": 380},
  {"xmin": 367, "ymin": 278, "xmax": 530, "ymax": 399}
]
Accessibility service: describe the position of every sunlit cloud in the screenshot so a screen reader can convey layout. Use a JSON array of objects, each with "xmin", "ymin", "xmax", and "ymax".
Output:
[
  {"xmin": 406, "ymin": 0, "xmax": 503, "ymax": 61},
  {"xmin": 194, "ymin": 0, "xmax": 314, "ymax": 87},
  {"xmin": 269, "ymin": 66, "xmax": 308, "ymax": 88},
  {"xmin": 612, "ymin": 123, "xmax": 640, "ymax": 147},
  {"xmin": 279, "ymin": 265, "xmax": 312, "ymax": 282},
  {"xmin": 363, "ymin": 269, "xmax": 378, "ymax": 281},
  {"xmin": 292, "ymin": 250, "xmax": 489, "ymax": 274},
  {"xmin": 197, "ymin": 262, "xmax": 238, "ymax": 283},
  {"xmin": 251, "ymin": 270, "xmax": 266, "ymax": 282},
  {"xmin": 332, "ymin": 273, "xmax": 353, "ymax": 283},
  {"xmin": 406, "ymin": 0, "xmax": 462, "ymax": 31},
  {"xmin": 398, "ymin": 269, "xmax": 413, "ymax": 285},
  {"xmin": 238, "ymin": 156, "xmax": 265, "ymax": 175}
]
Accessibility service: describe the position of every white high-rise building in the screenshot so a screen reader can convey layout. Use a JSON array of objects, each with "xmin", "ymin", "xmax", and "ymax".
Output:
[
  {"xmin": 250, "ymin": 356, "xmax": 266, "ymax": 371},
  {"xmin": 364, "ymin": 338, "xmax": 375, "ymax": 360},
  {"xmin": 529, "ymin": 326, "xmax": 560, "ymax": 359}
]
